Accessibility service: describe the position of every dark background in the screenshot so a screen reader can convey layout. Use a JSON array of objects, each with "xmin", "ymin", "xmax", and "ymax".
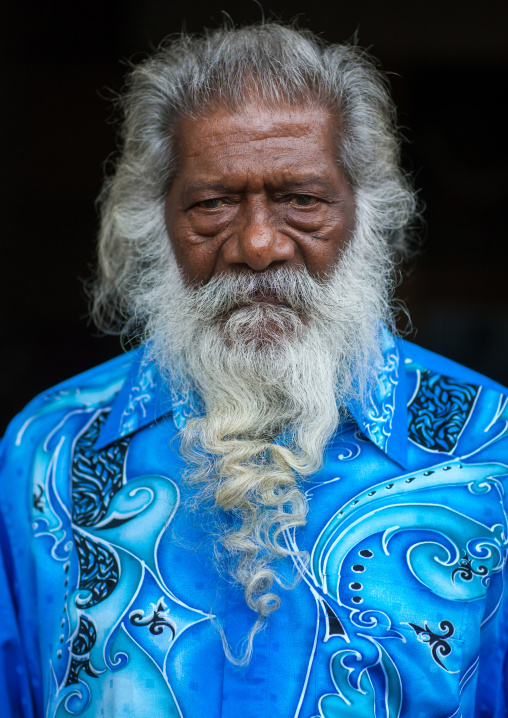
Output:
[{"xmin": 2, "ymin": 0, "xmax": 507, "ymax": 434}]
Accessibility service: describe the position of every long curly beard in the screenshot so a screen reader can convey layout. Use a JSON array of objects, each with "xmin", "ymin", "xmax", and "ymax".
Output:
[{"xmin": 142, "ymin": 220, "xmax": 394, "ymax": 663}]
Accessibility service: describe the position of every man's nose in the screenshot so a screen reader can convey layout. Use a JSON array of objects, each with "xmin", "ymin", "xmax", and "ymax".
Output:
[{"xmin": 222, "ymin": 201, "xmax": 295, "ymax": 271}]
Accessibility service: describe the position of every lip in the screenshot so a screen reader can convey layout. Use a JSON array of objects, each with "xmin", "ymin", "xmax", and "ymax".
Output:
[
  {"xmin": 225, "ymin": 294, "xmax": 289, "ymax": 316},
  {"xmin": 249, "ymin": 293, "xmax": 282, "ymax": 305}
]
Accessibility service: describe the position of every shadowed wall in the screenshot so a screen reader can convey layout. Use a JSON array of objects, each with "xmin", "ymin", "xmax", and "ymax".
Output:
[{"xmin": 1, "ymin": 0, "xmax": 507, "ymax": 433}]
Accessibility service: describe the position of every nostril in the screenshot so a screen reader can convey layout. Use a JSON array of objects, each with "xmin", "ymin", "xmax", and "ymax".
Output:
[{"xmin": 238, "ymin": 228, "xmax": 295, "ymax": 271}]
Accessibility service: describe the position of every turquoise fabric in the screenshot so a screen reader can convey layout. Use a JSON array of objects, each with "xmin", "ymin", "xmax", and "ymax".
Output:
[{"xmin": 1, "ymin": 334, "xmax": 508, "ymax": 717}]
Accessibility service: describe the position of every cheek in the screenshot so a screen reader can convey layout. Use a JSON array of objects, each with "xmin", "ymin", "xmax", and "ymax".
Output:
[
  {"xmin": 162, "ymin": 210, "xmax": 207, "ymax": 285},
  {"xmin": 182, "ymin": 251, "xmax": 218, "ymax": 285},
  {"xmin": 164, "ymin": 199, "xmax": 235, "ymax": 284},
  {"xmin": 302, "ymin": 244, "xmax": 341, "ymax": 276},
  {"xmin": 301, "ymin": 216, "xmax": 355, "ymax": 275},
  {"xmin": 169, "ymin": 227, "xmax": 223, "ymax": 285}
]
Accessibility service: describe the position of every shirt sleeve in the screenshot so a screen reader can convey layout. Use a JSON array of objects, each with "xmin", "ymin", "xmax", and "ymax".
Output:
[
  {"xmin": 0, "ymin": 436, "xmax": 38, "ymax": 717},
  {"xmin": 475, "ymin": 456, "xmax": 508, "ymax": 717}
]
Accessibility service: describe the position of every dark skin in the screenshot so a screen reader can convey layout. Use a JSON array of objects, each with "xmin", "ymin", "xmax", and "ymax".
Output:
[{"xmin": 164, "ymin": 102, "xmax": 356, "ymax": 296}]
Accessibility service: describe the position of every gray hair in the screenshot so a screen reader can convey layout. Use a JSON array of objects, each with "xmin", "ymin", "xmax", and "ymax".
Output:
[{"xmin": 91, "ymin": 22, "xmax": 417, "ymax": 337}]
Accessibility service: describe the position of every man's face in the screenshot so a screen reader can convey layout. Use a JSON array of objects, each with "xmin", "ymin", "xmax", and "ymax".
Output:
[{"xmin": 164, "ymin": 102, "xmax": 356, "ymax": 289}]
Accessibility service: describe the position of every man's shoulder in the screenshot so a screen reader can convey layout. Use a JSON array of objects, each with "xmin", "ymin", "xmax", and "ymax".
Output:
[
  {"xmin": 397, "ymin": 338, "xmax": 508, "ymax": 458},
  {"xmin": 399, "ymin": 338, "xmax": 508, "ymax": 396},
  {"xmin": 1, "ymin": 349, "xmax": 139, "ymax": 448}
]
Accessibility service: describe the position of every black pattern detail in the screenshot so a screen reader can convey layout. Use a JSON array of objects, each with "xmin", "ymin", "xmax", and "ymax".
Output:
[
  {"xmin": 72, "ymin": 412, "xmax": 130, "ymax": 527},
  {"xmin": 71, "ymin": 411, "xmax": 129, "ymax": 612},
  {"xmin": 74, "ymin": 532, "xmax": 119, "ymax": 608},
  {"xmin": 408, "ymin": 370, "xmax": 478, "ymax": 452},
  {"xmin": 71, "ymin": 616, "xmax": 97, "ymax": 656},
  {"xmin": 129, "ymin": 597, "xmax": 176, "ymax": 637},
  {"xmin": 33, "ymin": 484, "xmax": 44, "ymax": 512},
  {"xmin": 408, "ymin": 620, "xmax": 454, "ymax": 671},
  {"xmin": 359, "ymin": 549, "xmax": 373, "ymax": 558},
  {"xmin": 451, "ymin": 551, "xmax": 489, "ymax": 582},
  {"xmin": 65, "ymin": 615, "xmax": 99, "ymax": 686},
  {"xmin": 65, "ymin": 658, "xmax": 100, "ymax": 686},
  {"xmin": 323, "ymin": 601, "xmax": 347, "ymax": 638}
]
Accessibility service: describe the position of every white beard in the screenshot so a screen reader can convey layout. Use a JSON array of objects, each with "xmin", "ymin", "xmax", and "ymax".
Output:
[{"xmin": 140, "ymin": 212, "xmax": 394, "ymax": 663}]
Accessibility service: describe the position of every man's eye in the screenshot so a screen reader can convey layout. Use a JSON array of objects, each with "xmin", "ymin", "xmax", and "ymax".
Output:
[
  {"xmin": 288, "ymin": 194, "xmax": 318, "ymax": 207},
  {"xmin": 198, "ymin": 198, "xmax": 226, "ymax": 209}
]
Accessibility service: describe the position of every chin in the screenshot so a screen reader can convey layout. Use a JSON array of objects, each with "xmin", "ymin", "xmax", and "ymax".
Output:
[{"xmin": 220, "ymin": 304, "xmax": 305, "ymax": 349}]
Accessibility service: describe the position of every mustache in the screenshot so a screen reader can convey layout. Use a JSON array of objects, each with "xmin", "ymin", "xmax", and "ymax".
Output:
[{"xmin": 189, "ymin": 267, "xmax": 326, "ymax": 321}]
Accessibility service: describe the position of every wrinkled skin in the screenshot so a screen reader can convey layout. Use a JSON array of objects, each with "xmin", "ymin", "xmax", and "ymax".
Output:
[{"xmin": 164, "ymin": 102, "xmax": 356, "ymax": 295}]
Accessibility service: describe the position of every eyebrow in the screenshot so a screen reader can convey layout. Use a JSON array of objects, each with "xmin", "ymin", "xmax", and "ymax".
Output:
[
  {"xmin": 182, "ymin": 182, "xmax": 231, "ymax": 203},
  {"xmin": 274, "ymin": 178, "xmax": 335, "ymax": 193},
  {"xmin": 182, "ymin": 177, "xmax": 335, "ymax": 201}
]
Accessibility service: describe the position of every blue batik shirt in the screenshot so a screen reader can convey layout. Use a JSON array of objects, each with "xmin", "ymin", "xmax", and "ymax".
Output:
[{"xmin": 1, "ymin": 332, "xmax": 508, "ymax": 717}]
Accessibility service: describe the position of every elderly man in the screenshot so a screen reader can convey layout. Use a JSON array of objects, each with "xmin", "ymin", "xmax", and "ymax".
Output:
[{"xmin": 1, "ymin": 23, "xmax": 507, "ymax": 718}]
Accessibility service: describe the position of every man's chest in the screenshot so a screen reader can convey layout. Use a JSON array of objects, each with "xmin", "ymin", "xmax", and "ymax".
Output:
[{"xmin": 28, "ymin": 412, "xmax": 508, "ymax": 718}]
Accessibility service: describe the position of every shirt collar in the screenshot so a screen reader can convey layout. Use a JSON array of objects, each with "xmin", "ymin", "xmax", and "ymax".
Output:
[
  {"xmin": 346, "ymin": 328, "xmax": 408, "ymax": 468},
  {"xmin": 95, "ymin": 329, "xmax": 408, "ymax": 468}
]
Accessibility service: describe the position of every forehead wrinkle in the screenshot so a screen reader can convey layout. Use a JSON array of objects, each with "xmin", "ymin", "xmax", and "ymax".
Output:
[
  {"xmin": 177, "ymin": 103, "xmax": 337, "ymax": 154},
  {"xmin": 172, "ymin": 102, "xmax": 348, "ymax": 195},
  {"xmin": 223, "ymin": 123, "xmax": 313, "ymax": 142},
  {"xmin": 184, "ymin": 130, "xmax": 320, "ymax": 161},
  {"xmin": 183, "ymin": 149, "xmax": 334, "ymax": 183}
]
